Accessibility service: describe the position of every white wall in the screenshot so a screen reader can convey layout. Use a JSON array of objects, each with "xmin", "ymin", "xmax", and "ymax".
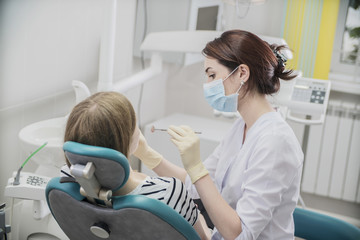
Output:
[
  {"xmin": 0, "ymin": 0, "xmax": 137, "ymax": 109},
  {"xmin": 133, "ymin": 0, "xmax": 191, "ymax": 64},
  {"xmin": 1, "ymin": 0, "xmax": 100, "ymax": 109},
  {"xmin": 0, "ymin": 0, "xmax": 138, "ymax": 204},
  {"xmin": 221, "ymin": 0, "xmax": 284, "ymax": 37}
]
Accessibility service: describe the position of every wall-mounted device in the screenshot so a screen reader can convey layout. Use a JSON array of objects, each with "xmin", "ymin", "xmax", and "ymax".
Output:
[
  {"xmin": 185, "ymin": 0, "xmax": 223, "ymax": 65},
  {"xmin": 272, "ymin": 77, "xmax": 331, "ymax": 125}
]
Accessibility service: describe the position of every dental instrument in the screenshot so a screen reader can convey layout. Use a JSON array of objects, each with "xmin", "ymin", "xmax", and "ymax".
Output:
[
  {"xmin": 13, "ymin": 142, "xmax": 48, "ymax": 185},
  {"xmin": 151, "ymin": 125, "xmax": 202, "ymax": 134}
]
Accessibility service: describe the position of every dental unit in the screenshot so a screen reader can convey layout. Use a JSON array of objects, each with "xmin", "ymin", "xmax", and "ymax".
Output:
[{"xmin": 2, "ymin": 0, "xmax": 335, "ymax": 238}]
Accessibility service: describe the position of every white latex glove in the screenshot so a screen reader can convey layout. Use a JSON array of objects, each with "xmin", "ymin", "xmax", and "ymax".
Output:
[
  {"xmin": 133, "ymin": 130, "xmax": 163, "ymax": 169},
  {"xmin": 167, "ymin": 125, "xmax": 208, "ymax": 183}
]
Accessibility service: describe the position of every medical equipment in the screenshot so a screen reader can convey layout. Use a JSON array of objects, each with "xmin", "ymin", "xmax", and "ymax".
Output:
[
  {"xmin": 151, "ymin": 125, "xmax": 202, "ymax": 134},
  {"xmin": 4, "ymin": 144, "xmax": 67, "ymax": 240},
  {"xmin": 46, "ymin": 141, "xmax": 200, "ymax": 240},
  {"xmin": 5, "ymin": 142, "xmax": 50, "ymax": 220},
  {"xmin": 0, "ymin": 203, "xmax": 11, "ymax": 240},
  {"xmin": 151, "ymin": 126, "xmax": 171, "ymax": 133},
  {"xmin": 272, "ymin": 77, "xmax": 332, "ymax": 125},
  {"xmin": 13, "ymin": 142, "xmax": 48, "ymax": 186}
]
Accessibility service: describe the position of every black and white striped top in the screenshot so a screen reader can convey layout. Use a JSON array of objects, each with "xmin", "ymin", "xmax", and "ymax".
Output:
[{"xmin": 127, "ymin": 176, "xmax": 198, "ymax": 226}]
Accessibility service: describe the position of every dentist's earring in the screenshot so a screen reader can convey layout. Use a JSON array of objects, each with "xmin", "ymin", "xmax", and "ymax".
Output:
[{"xmin": 236, "ymin": 81, "xmax": 245, "ymax": 93}]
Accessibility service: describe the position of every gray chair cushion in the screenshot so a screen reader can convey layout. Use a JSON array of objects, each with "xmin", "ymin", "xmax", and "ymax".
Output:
[
  {"xmin": 65, "ymin": 152, "xmax": 126, "ymax": 191},
  {"xmin": 49, "ymin": 189, "xmax": 186, "ymax": 240}
]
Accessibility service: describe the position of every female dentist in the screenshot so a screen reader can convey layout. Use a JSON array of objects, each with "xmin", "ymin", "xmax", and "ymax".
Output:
[{"xmin": 134, "ymin": 29, "xmax": 304, "ymax": 240}]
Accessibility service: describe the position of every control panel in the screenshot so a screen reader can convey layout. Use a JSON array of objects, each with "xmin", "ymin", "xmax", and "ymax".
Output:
[
  {"xmin": 271, "ymin": 77, "xmax": 331, "ymax": 124},
  {"xmin": 5, "ymin": 172, "xmax": 51, "ymax": 201},
  {"xmin": 287, "ymin": 77, "xmax": 331, "ymax": 117},
  {"xmin": 291, "ymin": 78, "xmax": 328, "ymax": 105}
]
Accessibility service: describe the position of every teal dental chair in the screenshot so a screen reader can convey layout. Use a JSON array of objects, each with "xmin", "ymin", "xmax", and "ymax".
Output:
[
  {"xmin": 45, "ymin": 141, "xmax": 200, "ymax": 240},
  {"xmin": 293, "ymin": 207, "xmax": 360, "ymax": 240}
]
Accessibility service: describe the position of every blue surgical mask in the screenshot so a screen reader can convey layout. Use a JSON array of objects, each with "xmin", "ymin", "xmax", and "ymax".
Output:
[{"xmin": 203, "ymin": 66, "xmax": 243, "ymax": 112}]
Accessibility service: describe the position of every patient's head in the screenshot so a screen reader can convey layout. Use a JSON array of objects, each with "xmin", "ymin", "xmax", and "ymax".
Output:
[{"xmin": 64, "ymin": 92, "xmax": 139, "ymax": 166}]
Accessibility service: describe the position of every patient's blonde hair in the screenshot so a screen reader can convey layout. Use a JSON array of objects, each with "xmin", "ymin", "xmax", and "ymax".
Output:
[{"xmin": 64, "ymin": 92, "xmax": 136, "ymax": 166}]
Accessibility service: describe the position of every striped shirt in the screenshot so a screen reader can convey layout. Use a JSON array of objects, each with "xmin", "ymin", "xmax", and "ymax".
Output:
[{"xmin": 127, "ymin": 176, "xmax": 198, "ymax": 226}]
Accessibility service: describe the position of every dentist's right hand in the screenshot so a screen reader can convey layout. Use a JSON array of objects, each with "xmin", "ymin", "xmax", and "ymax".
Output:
[
  {"xmin": 167, "ymin": 125, "xmax": 209, "ymax": 183},
  {"xmin": 133, "ymin": 129, "xmax": 163, "ymax": 169}
]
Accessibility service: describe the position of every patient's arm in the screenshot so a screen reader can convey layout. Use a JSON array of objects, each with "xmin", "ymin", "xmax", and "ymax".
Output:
[{"xmin": 194, "ymin": 213, "xmax": 212, "ymax": 240}]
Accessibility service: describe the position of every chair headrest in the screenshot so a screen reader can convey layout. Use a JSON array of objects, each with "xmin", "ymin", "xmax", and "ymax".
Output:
[{"xmin": 63, "ymin": 141, "xmax": 130, "ymax": 192}]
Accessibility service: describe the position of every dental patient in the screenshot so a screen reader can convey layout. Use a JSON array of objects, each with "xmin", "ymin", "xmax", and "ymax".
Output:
[{"xmin": 62, "ymin": 91, "xmax": 210, "ymax": 239}]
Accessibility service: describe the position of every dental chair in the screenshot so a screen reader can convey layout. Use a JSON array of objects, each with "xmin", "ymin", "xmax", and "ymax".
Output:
[
  {"xmin": 293, "ymin": 207, "xmax": 360, "ymax": 240},
  {"xmin": 45, "ymin": 141, "xmax": 200, "ymax": 240}
]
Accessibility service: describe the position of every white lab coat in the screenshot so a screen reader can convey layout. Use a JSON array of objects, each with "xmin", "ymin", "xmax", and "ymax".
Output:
[{"xmin": 185, "ymin": 112, "xmax": 303, "ymax": 240}]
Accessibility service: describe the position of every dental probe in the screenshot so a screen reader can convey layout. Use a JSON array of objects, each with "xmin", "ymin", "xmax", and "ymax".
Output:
[{"xmin": 151, "ymin": 125, "xmax": 202, "ymax": 134}]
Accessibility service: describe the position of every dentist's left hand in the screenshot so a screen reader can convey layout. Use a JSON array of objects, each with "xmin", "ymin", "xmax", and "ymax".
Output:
[
  {"xmin": 133, "ymin": 130, "xmax": 163, "ymax": 169},
  {"xmin": 167, "ymin": 125, "xmax": 208, "ymax": 183}
]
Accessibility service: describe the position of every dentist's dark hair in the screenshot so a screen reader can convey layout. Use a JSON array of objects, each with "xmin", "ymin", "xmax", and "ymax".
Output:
[{"xmin": 202, "ymin": 29, "xmax": 297, "ymax": 96}]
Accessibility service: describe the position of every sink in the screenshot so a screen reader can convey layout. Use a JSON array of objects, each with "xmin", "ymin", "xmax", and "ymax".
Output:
[{"xmin": 18, "ymin": 117, "xmax": 67, "ymax": 176}]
